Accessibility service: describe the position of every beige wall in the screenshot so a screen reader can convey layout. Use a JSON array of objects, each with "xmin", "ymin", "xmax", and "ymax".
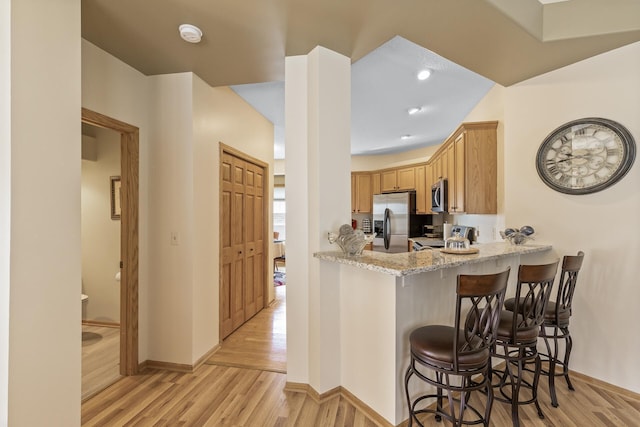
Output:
[
  {"xmin": 83, "ymin": 44, "xmax": 275, "ymax": 366},
  {"xmin": 0, "ymin": 0, "xmax": 10, "ymax": 422},
  {"xmin": 81, "ymin": 38, "xmax": 152, "ymax": 361},
  {"xmin": 503, "ymin": 41, "xmax": 640, "ymax": 393},
  {"xmin": 8, "ymin": 1, "xmax": 82, "ymax": 425},
  {"xmin": 351, "ymin": 144, "xmax": 440, "ymax": 172},
  {"xmin": 81, "ymin": 130, "xmax": 121, "ymax": 322}
]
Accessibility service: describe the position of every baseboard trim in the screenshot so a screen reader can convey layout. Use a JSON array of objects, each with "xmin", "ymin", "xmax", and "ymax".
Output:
[
  {"xmin": 284, "ymin": 382, "xmax": 393, "ymax": 426},
  {"xmin": 340, "ymin": 386, "xmax": 394, "ymax": 427},
  {"xmin": 139, "ymin": 344, "xmax": 222, "ymax": 374},
  {"xmin": 142, "ymin": 359, "xmax": 194, "ymax": 373},
  {"xmin": 194, "ymin": 344, "xmax": 221, "ymax": 370},
  {"xmin": 571, "ymin": 370, "xmax": 640, "ymax": 401},
  {"xmin": 82, "ymin": 320, "xmax": 121, "ymax": 328}
]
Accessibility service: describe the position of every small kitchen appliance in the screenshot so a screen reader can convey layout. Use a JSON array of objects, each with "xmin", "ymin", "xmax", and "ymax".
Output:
[{"xmin": 431, "ymin": 179, "xmax": 448, "ymax": 213}]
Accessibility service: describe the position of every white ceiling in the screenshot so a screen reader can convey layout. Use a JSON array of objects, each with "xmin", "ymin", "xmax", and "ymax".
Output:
[{"xmin": 231, "ymin": 36, "xmax": 494, "ymax": 159}]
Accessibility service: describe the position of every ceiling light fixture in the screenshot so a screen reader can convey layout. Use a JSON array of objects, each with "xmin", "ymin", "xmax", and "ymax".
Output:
[
  {"xmin": 417, "ymin": 69, "xmax": 431, "ymax": 80},
  {"xmin": 401, "ymin": 134, "xmax": 411, "ymax": 140},
  {"xmin": 408, "ymin": 107, "xmax": 423, "ymax": 115},
  {"xmin": 179, "ymin": 24, "xmax": 203, "ymax": 43}
]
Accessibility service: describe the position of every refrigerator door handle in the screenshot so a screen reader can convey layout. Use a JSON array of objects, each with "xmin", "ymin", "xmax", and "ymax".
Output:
[{"xmin": 383, "ymin": 208, "xmax": 391, "ymax": 250}]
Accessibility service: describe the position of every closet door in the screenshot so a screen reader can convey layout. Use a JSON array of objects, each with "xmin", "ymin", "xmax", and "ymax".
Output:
[
  {"xmin": 244, "ymin": 162, "xmax": 265, "ymax": 318},
  {"xmin": 221, "ymin": 153, "xmax": 246, "ymax": 338},
  {"xmin": 220, "ymin": 150, "xmax": 267, "ymax": 339}
]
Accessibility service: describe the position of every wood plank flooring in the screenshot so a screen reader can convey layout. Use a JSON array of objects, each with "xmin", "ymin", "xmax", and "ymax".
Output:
[
  {"xmin": 206, "ymin": 285, "xmax": 286, "ymax": 373},
  {"xmin": 82, "ymin": 283, "xmax": 640, "ymax": 426},
  {"xmin": 82, "ymin": 324, "xmax": 121, "ymax": 400}
]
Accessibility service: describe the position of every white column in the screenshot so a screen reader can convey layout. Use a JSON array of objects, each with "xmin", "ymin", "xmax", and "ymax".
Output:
[
  {"xmin": 7, "ymin": 1, "xmax": 82, "ymax": 425},
  {"xmin": 285, "ymin": 47, "xmax": 351, "ymax": 393}
]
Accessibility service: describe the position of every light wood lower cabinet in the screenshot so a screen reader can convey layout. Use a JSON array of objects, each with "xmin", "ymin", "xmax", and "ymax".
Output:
[{"xmin": 220, "ymin": 150, "xmax": 266, "ymax": 340}]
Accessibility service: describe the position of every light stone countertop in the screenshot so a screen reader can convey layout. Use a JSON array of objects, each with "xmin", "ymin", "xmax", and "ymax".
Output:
[{"xmin": 314, "ymin": 242, "xmax": 552, "ymax": 277}]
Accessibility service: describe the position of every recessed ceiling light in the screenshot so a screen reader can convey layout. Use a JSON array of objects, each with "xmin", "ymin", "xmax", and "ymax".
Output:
[
  {"xmin": 417, "ymin": 69, "xmax": 431, "ymax": 80},
  {"xmin": 408, "ymin": 107, "xmax": 423, "ymax": 115},
  {"xmin": 179, "ymin": 24, "xmax": 203, "ymax": 43},
  {"xmin": 401, "ymin": 135, "xmax": 412, "ymax": 140}
]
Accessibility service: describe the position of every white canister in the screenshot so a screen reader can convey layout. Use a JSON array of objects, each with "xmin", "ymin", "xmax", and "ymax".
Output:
[{"xmin": 443, "ymin": 222, "xmax": 453, "ymax": 239}]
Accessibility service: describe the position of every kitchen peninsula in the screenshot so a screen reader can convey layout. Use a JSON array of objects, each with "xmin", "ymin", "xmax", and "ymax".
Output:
[{"xmin": 314, "ymin": 242, "xmax": 553, "ymax": 425}]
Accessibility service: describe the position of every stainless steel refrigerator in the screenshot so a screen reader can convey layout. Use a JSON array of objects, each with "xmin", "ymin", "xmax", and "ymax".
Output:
[{"xmin": 372, "ymin": 192, "xmax": 413, "ymax": 253}]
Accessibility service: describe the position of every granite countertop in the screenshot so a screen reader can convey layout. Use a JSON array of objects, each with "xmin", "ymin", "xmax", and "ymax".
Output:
[{"xmin": 314, "ymin": 242, "xmax": 552, "ymax": 277}]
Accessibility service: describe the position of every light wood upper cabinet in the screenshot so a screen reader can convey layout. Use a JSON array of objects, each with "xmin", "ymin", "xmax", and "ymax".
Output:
[
  {"xmin": 415, "ymin": 165, "xmax": 428, "ymax": 214},
  {"xmin": 426, "ymin": 121, "xmax": 498, "ymax": 214},
  {"xmin": 425, "ymin": 162, "xmax": 434, "ymax": 214},
  {"xmin": 372, "ymin": 172, "xmax": 381, "ymax": 195},
  {"xmin": 452, "ymin": 134, "xmax": 466, "ymax": 213},
  {"xmin": 351, "ymin": 172, "xmax": 372, "ymax": 213},
  {"xmin": 381, "ymin": 166, "xmax": 416, "ymax": 192}
]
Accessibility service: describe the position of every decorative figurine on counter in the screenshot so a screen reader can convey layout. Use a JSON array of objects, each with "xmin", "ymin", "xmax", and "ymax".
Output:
[
  {"xmin": 328, "ymin": 224, "xmax": 376, "ymax": 256},
  {"xmin": 500, "ymin": 225, "xmax": 535, "ymax": 245}
]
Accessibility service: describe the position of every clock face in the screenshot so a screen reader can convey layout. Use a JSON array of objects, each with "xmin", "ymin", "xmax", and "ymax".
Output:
[{"xmin": 536, "ymin": 118, "xmax": 636, "ymax": 194}]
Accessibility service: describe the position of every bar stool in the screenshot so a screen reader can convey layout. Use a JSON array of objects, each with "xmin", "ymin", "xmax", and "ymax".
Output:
[
  {"xmin": 505, "ymin": 251, "xmax": 584, "ymax": 407},
  {"xmin": 491, "ymin": 261, "xmax": 559, "ymax": 427},
  {"xmin": 404, "ymin": 269, "xmax": 510, "ymax": 427}
]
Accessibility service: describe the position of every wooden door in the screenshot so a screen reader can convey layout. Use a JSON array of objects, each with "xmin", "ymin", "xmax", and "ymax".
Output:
[
  {"xmin": 220, "ymin": 148, "xmax": 268, "ymax": 340},
  {"xmin": 221, "ymin": 153, "xmax": 246, "ymax": 338},
  {"xmin": 244, "ymin": 162, "xmax": 265, "ymax": 318}
]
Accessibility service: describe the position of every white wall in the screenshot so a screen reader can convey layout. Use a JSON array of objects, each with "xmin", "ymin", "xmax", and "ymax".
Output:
[
  {"xmin": 503, "ymin": 41, "xmax": 640, "ymax": 392},
  {"xmin": 81, "ymin": 130, "xmax": 121, "ymax": 322},
  {"xmin": 8, "ymin": 1, "xmax": 81, "ymax": 425},
  {"xmin": 82, "ymin": 39, "xmax": 152, "ymax": 361}
]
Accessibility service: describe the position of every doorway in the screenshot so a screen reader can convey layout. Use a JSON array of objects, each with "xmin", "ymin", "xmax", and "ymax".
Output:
[
  {"xmin": 81, "ymin": 108, "xmax": 139, "ymax": 382},
  {"xmin": 81, "ymin": 123, "xmax": 122, "ymax": 399},
  {"xmin": 219, "ymin": 144, "xmax": 269, "ymax": 339}
]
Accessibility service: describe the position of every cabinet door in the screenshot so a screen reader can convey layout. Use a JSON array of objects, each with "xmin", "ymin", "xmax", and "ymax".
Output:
[
  {"xmin": 446, "ymin": 144, "xmax": 455, "ymax": 212},
  {"xmin": 425, "ymin": 163, "xmax": 434, "ymax": 213},
  {"xmin": 355, "ymin": 173, "xmax": 372, "ymax": 213},
  {"xmin": 351, "ymin": 174, "xmax": 356, "ymax": 213},
  {"xmin": 415, "ymin": 165, "xmax": 427, "ymax": 214},
  {"xmin": 432, "ymin": 156, "xmax": 442, "ymax": 183},
  {"xmin": 372, "ymin": 173, "xmax": 381, "ymax": 195},
  {"xmin": 381, "ymin": 170, "xmax": 397, "ymax": 192},
  {"xmin": 396, "ymin": 167, "xmax": 416, "ymax": 190},
  {"xmin": 453, "ymin": 135, "xmax": 465, "ymax": 213}
]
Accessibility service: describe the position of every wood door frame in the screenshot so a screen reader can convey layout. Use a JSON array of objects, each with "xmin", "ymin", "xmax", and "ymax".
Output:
[
  {"xmin": 219, "ymin": 143, "xmax": 270, "ymax": 339},
  {"xmin": 82, "ymin": 107, "xmax": 139, "ymax": 376}
]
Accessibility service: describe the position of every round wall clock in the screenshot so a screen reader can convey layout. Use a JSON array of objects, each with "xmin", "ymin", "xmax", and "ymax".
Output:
[{"xmin": 536, "ymin": 117, "xmax": 636, "ymax": 195}]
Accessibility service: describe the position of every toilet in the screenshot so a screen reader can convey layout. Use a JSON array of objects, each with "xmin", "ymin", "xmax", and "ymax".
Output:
[{"xmin": 81, "ymin": 294, "xmax": 88, "ymax": 320}]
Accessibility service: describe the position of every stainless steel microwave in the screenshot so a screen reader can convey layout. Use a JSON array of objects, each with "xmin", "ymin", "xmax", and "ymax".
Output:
[{"xmin": 431, "ymin": 179, "xmax": 447, "ymax": 213}]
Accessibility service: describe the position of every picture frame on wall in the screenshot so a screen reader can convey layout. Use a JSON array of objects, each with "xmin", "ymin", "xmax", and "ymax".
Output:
[{"xmin": 110, "ymin": 176, "xmax": 121, "ymax": 220}]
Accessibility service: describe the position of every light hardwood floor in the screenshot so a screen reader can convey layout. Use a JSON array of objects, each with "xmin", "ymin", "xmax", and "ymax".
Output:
[
  {"xmin": 82, "ymin": 283, "xmax": 640, "ymax": 426},
  {"xmin": 82, "ymin": 324, "xmax": 121, "ymax": 401}
]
